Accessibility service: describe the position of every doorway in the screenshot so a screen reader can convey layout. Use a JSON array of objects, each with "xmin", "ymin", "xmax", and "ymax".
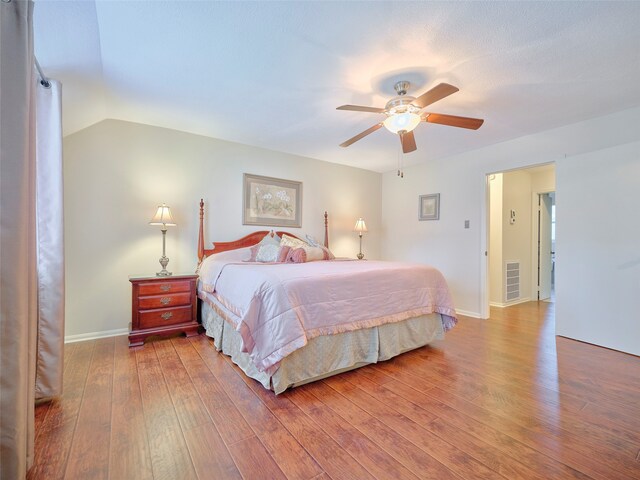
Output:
[{"xmin": 486, "ymin": 164, "xmax": 556, "ymax": 311}]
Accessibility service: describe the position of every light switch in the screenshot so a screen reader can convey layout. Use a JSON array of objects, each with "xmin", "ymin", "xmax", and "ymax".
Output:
[{"xmin": 464, "ymin": 220, "xmax": 470, "ymax": 229}]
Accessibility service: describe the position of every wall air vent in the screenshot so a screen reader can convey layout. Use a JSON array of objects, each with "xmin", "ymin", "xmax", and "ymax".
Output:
[{"xmin": 505, "ymin": 261, "xmax": 520, "ymax": 302}]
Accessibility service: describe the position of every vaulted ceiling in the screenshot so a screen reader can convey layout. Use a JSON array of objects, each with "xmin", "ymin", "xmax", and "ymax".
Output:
[{"xmin": 34, "ymin": 1, "xmax": 640, "ymax": 172}]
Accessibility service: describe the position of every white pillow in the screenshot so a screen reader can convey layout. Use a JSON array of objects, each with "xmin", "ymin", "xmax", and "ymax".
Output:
[
  {"xmin": 259, "ymin": 231, "xmax": 281, "ymax": 247},
  {"xmin": 255, "ymin": 244, "xmax": 281, "ymax": 262},
  {"xmin": 305, "ymin": 234, "xmax": 320, "ymax": 247}
]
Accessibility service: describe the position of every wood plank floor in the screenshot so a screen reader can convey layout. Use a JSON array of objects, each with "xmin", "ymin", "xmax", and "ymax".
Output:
[{"xmin": 28, "ymin": 301, "xmax": 640, "ymax": 479}]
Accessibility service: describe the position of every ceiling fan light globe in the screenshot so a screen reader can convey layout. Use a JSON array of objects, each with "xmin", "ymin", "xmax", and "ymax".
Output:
[{"xmin": 383, "ymin": 112, "xmax": 421, "ymax": 134}]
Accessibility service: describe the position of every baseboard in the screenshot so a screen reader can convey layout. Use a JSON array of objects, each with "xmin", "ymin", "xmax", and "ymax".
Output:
[
  {"xmin": 456, "ymin": 309, "xmax": 482, "ymax": 319},
  {"xmin": 65, "ymin": 328, "xmax": 129, "ymax": 344},
  {"xmin": 489, "ymin": 297, "xmax": 532, "ymax": 308}
]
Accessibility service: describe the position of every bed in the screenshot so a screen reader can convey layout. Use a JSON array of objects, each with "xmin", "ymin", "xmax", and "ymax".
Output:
[{"xmin": 196, "ymin": 200, "xmax": 457, "ymax": 394}]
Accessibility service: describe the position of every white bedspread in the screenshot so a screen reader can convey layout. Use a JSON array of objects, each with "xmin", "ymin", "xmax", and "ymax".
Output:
[{"xmin": 198, "ymin": 248, "xmax": 457, "ymax": 374}]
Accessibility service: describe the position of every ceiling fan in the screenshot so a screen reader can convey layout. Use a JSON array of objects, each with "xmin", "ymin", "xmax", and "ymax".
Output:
[{"xmin": 337, "ymin": 81, "xmax": 484, "ymax": 153}]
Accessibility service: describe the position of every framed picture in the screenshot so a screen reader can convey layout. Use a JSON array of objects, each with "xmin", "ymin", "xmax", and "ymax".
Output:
[
  {"xmin": 419, "ymin": 193, "xmax": 440, "ymax": 221},
  {"xmin": 243, "ymin": 173, "xmax": 302, "ymax": 227}
]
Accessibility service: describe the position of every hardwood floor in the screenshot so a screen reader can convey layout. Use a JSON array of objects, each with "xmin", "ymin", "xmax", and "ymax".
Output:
[{"xmin": 29, "ymin": 301, "xmax": 640, "ymax": 479}]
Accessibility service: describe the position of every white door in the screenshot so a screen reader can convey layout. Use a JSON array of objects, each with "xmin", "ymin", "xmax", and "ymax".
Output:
[{"xmin": 538, "ymin": 193, "xmax": 553, "ymax": 300}]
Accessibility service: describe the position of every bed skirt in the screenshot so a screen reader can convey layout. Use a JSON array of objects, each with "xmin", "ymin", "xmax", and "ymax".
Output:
[{"xmin": 200, "ymin": 299, "xmax": 445, "ymax": 394}]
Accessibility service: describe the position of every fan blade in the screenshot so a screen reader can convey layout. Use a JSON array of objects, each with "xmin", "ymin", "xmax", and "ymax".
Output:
[
  {"xmin": 424, "ymin": 113, "xmax": 484, "ymax": 130},
  {"xmin": 337, "ymin": 105, "xmax": 386, "ymax": 113},
  {"xmin": 400, "ymin": 130, "xmax": 417, "ymax": 153},
  {"xmin": 339, "ymin": 123, "xmax": 383, "ymax": 147},
  {"xmin": 413, "ymin": 83, "xmax": 459, "ymax": 109}
]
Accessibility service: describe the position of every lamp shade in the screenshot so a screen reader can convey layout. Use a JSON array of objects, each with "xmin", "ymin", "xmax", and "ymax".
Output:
[
  {"xmin": 149, "ymin": 204, "xmax": 176, "ymax": 226},
  {"xmin": 383, "ymin": 112, "xmax": 421, "ymax": 134},
  {"xmin": 353, "ymin": 218, "xmax": 368, "ymax": 233}
]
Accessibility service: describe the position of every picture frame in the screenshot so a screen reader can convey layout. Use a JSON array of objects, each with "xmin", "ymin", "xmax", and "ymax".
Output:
[
  {"xmin": 419, "ymin": 193, "xmax": 440, "ymax": 221},
  {"xmin": 243, "ymin": 173, "xmax": 302, "ymax": 227}
]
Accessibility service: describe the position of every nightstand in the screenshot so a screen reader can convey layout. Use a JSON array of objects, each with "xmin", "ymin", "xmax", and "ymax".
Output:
[{"xmin": 129, "ymin": 274, "xmax": 200, "ymax": 347}]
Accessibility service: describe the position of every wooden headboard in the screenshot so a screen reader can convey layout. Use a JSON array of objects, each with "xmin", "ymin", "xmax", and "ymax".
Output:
[{"xmin": 197, "ymin": 199, "xmax": 329, "ymax": 263}]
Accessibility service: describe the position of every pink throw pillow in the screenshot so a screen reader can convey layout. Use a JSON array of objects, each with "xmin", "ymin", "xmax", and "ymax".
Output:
[
  {"xmin": 286, "ymin": 247, "xmax": 307, "ymax": 263},
  {"xmin": 285, "ymin": 246, "xmax": 333, "ymax": 263}
]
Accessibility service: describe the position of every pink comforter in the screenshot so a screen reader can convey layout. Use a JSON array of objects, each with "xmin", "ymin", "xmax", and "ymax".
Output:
[{"xmin": 199, "ymin": 251, "xmax": 457, "ymax": 374}]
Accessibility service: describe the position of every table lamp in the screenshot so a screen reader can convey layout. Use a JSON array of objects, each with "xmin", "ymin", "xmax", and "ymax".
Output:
[
  {"xmin": 353, "ymin": 218, "xmax": 368, "ymax": 260},
  {"xmin": 149, "ymin": 203, "xmax": 176, "ymax": 276}
]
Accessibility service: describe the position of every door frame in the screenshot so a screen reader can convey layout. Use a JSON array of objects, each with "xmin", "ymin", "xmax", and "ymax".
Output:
[{"xmin": 481, "ymin": 162, "xmax": 556, "ymax": 319}]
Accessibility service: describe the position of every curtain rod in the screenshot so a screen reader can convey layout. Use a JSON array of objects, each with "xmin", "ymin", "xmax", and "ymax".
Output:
[{"xmin": 35, "ymin": 57, "xmax": 51, "ymax": 88}]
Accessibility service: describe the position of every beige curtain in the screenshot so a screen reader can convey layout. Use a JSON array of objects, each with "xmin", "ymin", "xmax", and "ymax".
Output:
[
  {"xmin": 0, "ymin": 0, "xmax": 37, "ymax": 478},
  {"xmin": 35, "ymin": 77, "xmax": 64, "ymax": 399}
]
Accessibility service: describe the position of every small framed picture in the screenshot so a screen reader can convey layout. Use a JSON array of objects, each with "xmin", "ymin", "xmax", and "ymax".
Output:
[
  {"xmin": 419, "ymin": 193, "xmax": 440, "ymax": 221},
  {"xmin": 243, "ymin": 173, "xmax": 302, "ymax": 227}
]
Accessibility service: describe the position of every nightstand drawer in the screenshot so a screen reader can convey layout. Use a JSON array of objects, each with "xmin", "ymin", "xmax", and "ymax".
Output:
[
  {"xmin": 139, "ymin": 305, "xmax": 192, "ymax": 329},
  {"xmin": 138, "ymin": 280, "xmax": 191, "ymax": 296},
  {"xmin": 138, "ymin": 292, "xmax": 191, "ymax": 309}
]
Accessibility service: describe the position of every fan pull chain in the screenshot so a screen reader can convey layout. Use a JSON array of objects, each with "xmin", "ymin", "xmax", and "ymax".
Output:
[{"xmin": 397, "ymin": 143, "xmax": 404, "ymax": 178}]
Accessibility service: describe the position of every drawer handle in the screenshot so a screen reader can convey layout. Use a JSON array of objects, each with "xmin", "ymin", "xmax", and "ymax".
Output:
[
  {"xmin": 161, "ymin": 312, "xmax": 173, "ymax": 320},
  {"xmin": 160, "ymin": 297, "xmax": 171, "ymax": 305},
  {"xmin": 160, "ymin": 285, "xmax": 171, "ymax": 292}
]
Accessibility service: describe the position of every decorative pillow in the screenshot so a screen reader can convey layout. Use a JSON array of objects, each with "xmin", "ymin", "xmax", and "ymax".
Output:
[
  {"xmin": 258, "ymin": 231, "xmax": 281, "ymax": 247},
  {"xmin": 305, "ymin": 234, "xmax": 320, "ymax": 247},
  {"xmin": 280, "ymin": 233, "xmax": 308, "ymax": 249},
  {"xmin": 304, "ymin": 246, "xmax": 332, "ymax": 261},
  {"xmin": 286, "ymin": 247, "xmax": 307, "ymax": 263},
  {"xmin": 304, "ymin": 234, "xmax": 335, "ymax": 259},
  {"xmin": 248, "ymin": 244, "xmax": 291, "ymax": 263},
  {"xmin": 286, "ymin": 245, "xmax": 334, "ymax": 263}
]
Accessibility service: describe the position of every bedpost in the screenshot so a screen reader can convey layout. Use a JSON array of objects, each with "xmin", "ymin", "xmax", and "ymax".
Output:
[
  {"xmin": 324, "ymin": 211, "xmax": 329, "ymax": 249},
  {"xmin": 197, "ymin": 199, "xmax": 205, "ymax": 265}
]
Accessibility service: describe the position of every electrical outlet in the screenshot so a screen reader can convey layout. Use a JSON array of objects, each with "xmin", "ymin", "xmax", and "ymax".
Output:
[{"xmin": 464, "ymin": 220, "xmax": 470, "ymax": 229}]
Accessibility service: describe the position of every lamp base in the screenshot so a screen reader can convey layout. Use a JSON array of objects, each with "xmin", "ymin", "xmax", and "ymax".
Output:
[
  {"xmin": 357, "ymin": 252, "xmax": 364, "ymax": 260},
  {"xmin": 157, "ymin": 255, "xmax": 172, "ymax": 276}
]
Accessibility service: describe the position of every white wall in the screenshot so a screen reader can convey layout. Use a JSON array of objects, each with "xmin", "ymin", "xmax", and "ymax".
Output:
[
  {"xmin": 381, "ymin": 156, "xmax": 483, "ymax": 317},
  {"xmin": 530, "ymin": 168, "xmax": 556, "ymax": 194},
  {"xmin": 556, "ymin": 141, "xmax": 640, "ymax": 355},
  {"xmin": 63, "ymin": 120, "xmax": 381, "ymax": 338},
  {"xmin": 502, "ymin": 171, "xmax": 533, "ymax": 303},
  {"xmin": 381, "ymin": 106, "xmax": 640, "ymax": 356}
]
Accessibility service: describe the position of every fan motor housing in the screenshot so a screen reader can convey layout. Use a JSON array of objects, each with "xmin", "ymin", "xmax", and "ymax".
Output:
[{"xmin": 385, "ymin": 95, "xmax": 419, "ymax": 115}]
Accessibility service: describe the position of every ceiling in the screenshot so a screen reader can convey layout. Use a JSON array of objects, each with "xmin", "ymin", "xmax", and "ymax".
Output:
[{"xmin": 34, "ymin": 1, "xmax": 640, "ymax": 173}]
